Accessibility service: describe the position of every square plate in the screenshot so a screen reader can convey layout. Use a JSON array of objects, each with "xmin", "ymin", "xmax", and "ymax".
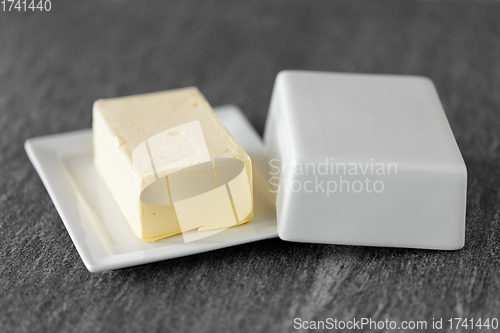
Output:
[{"xmin": 25, "ymin": 105, "xmax": 277, "ymax": 272}]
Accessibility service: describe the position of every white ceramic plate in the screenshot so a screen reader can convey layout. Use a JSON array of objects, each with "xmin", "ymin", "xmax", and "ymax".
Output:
[{"xmin": 25, "ymin": 105, "xmax": 277, "ymax": 272}]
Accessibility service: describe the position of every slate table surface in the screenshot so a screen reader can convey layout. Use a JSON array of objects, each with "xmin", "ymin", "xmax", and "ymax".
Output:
[{"xmin": 1, "ymin": 0, "xmax": 500, "ymax": 332}]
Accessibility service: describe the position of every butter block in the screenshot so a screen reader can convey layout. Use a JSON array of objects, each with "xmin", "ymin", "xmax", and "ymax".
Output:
[
  {"xmin": 264, "ymin": 70, "xmax": 467, "ymax": 250},
  {"xmin": 93, "ymin": 88, "xmax": 253, "ymax": 242}
]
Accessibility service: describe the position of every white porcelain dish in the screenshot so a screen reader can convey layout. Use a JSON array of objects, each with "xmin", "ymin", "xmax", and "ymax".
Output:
[
  {"xmin": 25, "ymin": 105, "xmax": 277, "ymax": 272},
  {"xmin": 264, "ymin": 70, "xmax": 466, "ymax": 250}
]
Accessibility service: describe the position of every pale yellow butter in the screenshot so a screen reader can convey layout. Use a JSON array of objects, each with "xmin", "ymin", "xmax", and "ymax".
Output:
[{"xmin": 93, "ymin": 88, "xmax": 253, "ymax": 242}]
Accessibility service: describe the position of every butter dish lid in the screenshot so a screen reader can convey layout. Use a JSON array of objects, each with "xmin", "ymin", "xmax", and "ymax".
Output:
[{"xmin": 262, "ymin": 70, "xmax": 467, "ymax": 250}]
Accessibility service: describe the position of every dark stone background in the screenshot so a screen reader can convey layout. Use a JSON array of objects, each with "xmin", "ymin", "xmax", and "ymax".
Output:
[{"xmin": 1, "ymin": 0, "xmax": 500, "ymax": 332}]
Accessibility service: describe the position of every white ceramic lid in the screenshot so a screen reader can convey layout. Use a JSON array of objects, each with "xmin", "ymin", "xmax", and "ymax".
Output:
[{"xmin": 263, "ymin": 70, "xmax": 467, "ymax": 250}]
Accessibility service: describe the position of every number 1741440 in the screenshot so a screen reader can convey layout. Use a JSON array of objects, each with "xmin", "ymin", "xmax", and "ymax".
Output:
[{"xmin": 2, "ymin": 0, "xmax": 51, "ymax": 11}]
